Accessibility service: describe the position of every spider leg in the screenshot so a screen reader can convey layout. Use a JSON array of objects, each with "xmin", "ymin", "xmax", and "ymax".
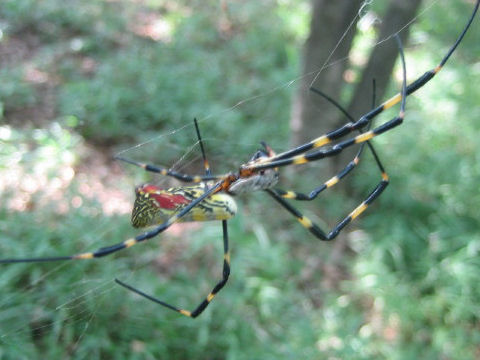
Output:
[
  {"xmin": 114, "ymin": 156, "xmax": 220, "ymax": 183},
  {"xmin": 0, "ymin": 181, "xmax": 224, "ymax": 264},
  {"xmin": 279, "ymin": 77, "xmax": 381, "ymax": 201},
  {"xmin": 248, "ymin": 2, "xmax": 478, "ymax": 166},
  {"xmin": 279, "ymin": 77, "xmax": 387, "ymax": 202},
  {"xmin": 243, "ymin": 34, "xmax": 407, "ymax": 174},
  {"xmin": 266, "ymin": 165, "xmax": 388, "ymax": 241},
  {"xmin": 115, "ymin": 118, "xmax": 219, "ymax": 182},
  {"xmin": 115, "ymin": 220, "xmax": 230, "ymax": 318},
  {"xmin": 193, "ymin": 118, "xmax": 212, "ymax": 176},
  {"xmin": 272, "ymin": 141, "xmax": 369, "ymax": 201},
  {"xmin": 269, "ymin": 140, "xmax": 389, "ymax": 238},
  {"xmin": 264, "ymin": 38, "xmax": 400, "ymax": 240}
]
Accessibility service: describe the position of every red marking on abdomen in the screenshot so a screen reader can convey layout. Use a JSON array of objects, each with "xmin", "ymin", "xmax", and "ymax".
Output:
[
  {"xmin": 138, "ymin": 184, "xmax": 191, "ymax": 209},
  {"xmin": 151, "ymin": 193, "xmax": 190, "ymax": 209}
]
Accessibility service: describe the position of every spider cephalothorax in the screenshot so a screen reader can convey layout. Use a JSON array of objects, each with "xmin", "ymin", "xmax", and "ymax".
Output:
[{"xmin": 229, "ymin": 143, "xmax": 279, "ymax": 195}]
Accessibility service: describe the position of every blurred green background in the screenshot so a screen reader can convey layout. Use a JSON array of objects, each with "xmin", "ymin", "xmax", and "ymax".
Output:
[{"xmin": 0, "ymin": 0, "xmax": 479, "ymax": 359}]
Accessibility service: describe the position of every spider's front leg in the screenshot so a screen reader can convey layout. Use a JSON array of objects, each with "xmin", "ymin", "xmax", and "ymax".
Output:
[{"xmin": 114, "ymin": 156, "xmax": 219, "ymax": 183}]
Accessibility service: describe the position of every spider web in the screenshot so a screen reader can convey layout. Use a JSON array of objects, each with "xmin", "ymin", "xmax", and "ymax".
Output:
[{"xmin": 1, "ymin": 0, "xmax": 472, "ymax": 356}]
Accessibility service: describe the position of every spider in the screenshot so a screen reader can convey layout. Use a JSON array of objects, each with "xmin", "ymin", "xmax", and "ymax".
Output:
[{"xmin": 1, "ymin": 2, "xmax": 478, "ymax": 318}]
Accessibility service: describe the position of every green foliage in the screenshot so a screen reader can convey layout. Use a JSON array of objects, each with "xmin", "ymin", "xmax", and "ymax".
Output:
[
  {"xmin": 344, "ymin": 4, "xmax": 480, "ymax": 356},
  {"xmin": 57, "ymin": 1, "xmax": 297, "ymax": 148},
  {"xmin": 0, "ymin": 68, "xmax": 36, "ymax": 117},
  {"xmin": 1, "ymin": 0, "xmax": 480, "ymax": 359},
  {"xmin": 0, "ymin": 0, "xmax": 127, "ymax": 45}
]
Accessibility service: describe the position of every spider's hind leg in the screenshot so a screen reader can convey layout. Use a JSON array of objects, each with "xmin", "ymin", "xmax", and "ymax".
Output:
[
  {"xmin": 114, "ymin": 118, "xmax": 218, "ymax": 183},
  {"xmin": 193, "ymin": 117, "xmax": 212, "ymax": 177},
  {"xmin": 115, "ymin": 220, "xmax": 231, "ymax": 318}
]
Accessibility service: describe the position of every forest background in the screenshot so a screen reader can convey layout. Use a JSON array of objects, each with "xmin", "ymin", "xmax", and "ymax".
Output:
[{"xmin": 0, "ymin": 0, "xmax": 479, "ymax": 359}]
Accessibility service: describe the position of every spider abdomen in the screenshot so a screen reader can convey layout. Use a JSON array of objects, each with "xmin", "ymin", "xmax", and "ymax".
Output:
[{"xmin": 131, "ymin": 184, "xmax": 237, "ymax": 228}]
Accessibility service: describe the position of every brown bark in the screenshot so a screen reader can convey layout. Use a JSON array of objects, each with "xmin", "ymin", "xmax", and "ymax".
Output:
[
  {"xmin": 290, "ymin": 0, "xmax": 362, "ymax": 151},
  {"xmin": 347, "ymin": 0, "xmax": 423, "ymax": 119},
  {"xmin": 290, "ymin": 0, "xmax": 423, "ymax": 175}
]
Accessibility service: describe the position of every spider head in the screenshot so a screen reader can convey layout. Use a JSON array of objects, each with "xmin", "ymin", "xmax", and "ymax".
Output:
[
  {"xmin": 229, "ymin": 142, "xmax": 279, "ymax": 195},
  {"xmin": 248, "ymin": 141, "xmax": 276, "ymax": 162}
]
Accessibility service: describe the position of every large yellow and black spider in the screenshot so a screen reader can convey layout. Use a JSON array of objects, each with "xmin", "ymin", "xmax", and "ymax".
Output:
[{"xmin": 1, "ymin": 1, "xmax": 478, "ymax": 318}]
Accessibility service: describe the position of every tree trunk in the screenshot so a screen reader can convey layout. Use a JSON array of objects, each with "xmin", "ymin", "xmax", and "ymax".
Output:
[
  {"xmin": 347, "ymin": 0, "xmax": 423, "ymax": 119},
  {"xmin": 290, "ymin": 0, "xmax": 423, "ymax": 175},
  {"xmin": 290, "ymin": 0, "xmax": 362, "ymax": 155},
  {"xmin": 287, "ymin": 0, "xmax": 424, "ymax": 265}
]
